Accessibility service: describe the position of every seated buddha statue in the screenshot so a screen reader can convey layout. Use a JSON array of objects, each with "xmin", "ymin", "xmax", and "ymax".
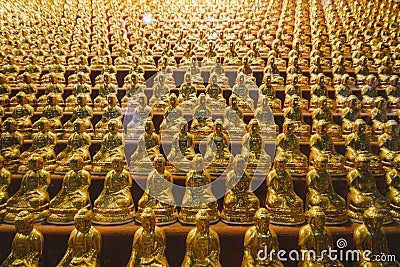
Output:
[
  {"xmin": 305, "ymin": 157, "xmax": 347, "ymax": 225},
  {"xmin": 371, "ymin": 97, "xmax": 388, "ymax": 137},
  {"xmin": 190, "ymin": 93, "xmax": 214, "ymax": 140},
  {"xmin": 0, "ymin": 155, "xmax": 10, "ymax": 219},
  {"xmin": 355, "ymin": 56, "xmax": 370, "ymax": 85},
  {"xmin": 266, "ymin": 155, "xmax": 305, "ymax": 225},
  {"xmin": 1, "ymin": 211, "xmax": 43, "ymax": 267},
  {"xmin": 93, "ymin": 155, "xmax": 135, "ymax": 225},
  {"xmin": 22, "ymin": 55, "xmax": 42, "ymax": 83},
  {"xmin": 378, "ymin": 56, "xmax": 394, "ymax": 84},
  {"xmin": 63, "ymin": 94, "xmax": 94, "ymax": 138},
  {"xmin": 247, "ymin": 40, "xmax": 265, "ymax": 68},
  {"xmin": 94, "ymin": 94, "xmax": 122, "ymax": 138},
  {"xmin": 34, "ymin": 94, "xmax": 63, "ymax": 137},
  {"xmin": 223, "ymin": 95, "xmax": 246, "ymax": 140},
  {"xmin": 156, "ymin": 57, "xmax": 175, "ymax": 87},
  {"xmin": 93, "ymin": 73, "xmax": 117, "ymax": 111},
  {"xmin": 2, "ymin": 55, "xmax": 19, "ymax": 84},
  {"xmin": 232, "ymin": 73, "xmax": 255, "ymax": 112},
  {"xmin": 378, "ymin": 120, "xmax": 400, "ymax": 167},
  {"xmin": 42, "ymin": 55, "xmax": 66, "ymax": 85},
  {"xmin": 11, "ymin": 92, "xmax": 34, "ymax": 138},
  {"xmin": 386, "ymin": 156, "xmax": 400, "ymax": 222},
  {"xmin": 209, "ymin": 58, "xmax": 230, "ymax": 88},
  {"xmin": 37, "ymin": 77, "xmax": 64, "ymax": 113},
  {"xmin": 137, "ymin": 154, "xmax": 177, "ymax": 225},
  {"xmin": 264, "ymin": 55, "xmax": 285, "ymax": 85},
  {"xmin": 310, "ymin": 74, "xmax": 334, "ymax": 110},
  {"xmin": 4, "ymin": 154, "xmax": 50, "ymax": 223},
  {"xmin": 121, "ymin": 73, "xmax": 145, "ymax": 110},
  {"xmin": 204, "ymin": 119, "xmax": 233, "ymax": 174},
  {"xmin": 283, "ymin": 96, "xmax": 311, "ymax": 141},
  {"xmin": 92, "ymin": 119, "xmax": 124, "ymax": 173},
  {"xmin": 0, "ymin": 74, "xmax": 10, "ymax": 109},
  {"xmin": 186, "ymin": 58, "xmax": 204, "ymax": 85},
  {"xmin": 160, "ymin": 93, "xmax": 186, "ymax": 139},
  {"xmin": 386, "ymin": 75, "xmax": 400, "ymax": 109},
  {"xmin": 224, "ymin": 41, "xmax": 241, "ymax": 66},
  {"xmin": 221, "ymin": 154, "xmax": 260, "ymax": 224},
  {"xmin": 258, "ymin": 74, "xmax": 282, "ymax": 112},
  {"xmin": 341, "ymin": 95, "xmax": 362, "ymax": 136},
  {"xmin": 237, "ymin": 56, "xmax": 257, "ymax": 85},
  {"xmin": 361, "ymin": 74, "xmax": 379, "ymax": 110},
  {"xmin": 202, "ymin": 42, "xmax": 218, "ymax": 67},
  {"xmin": 65, "ymin": 73, "xmax": 92, "ymax": 112},
  {"xmin": 0, "ymin": 118, "xmax": 23, "ymax": 171},
  {"xmin": 56, "ymin": 120, "xmax": 92, "ymax": 173},
  {"xmin": 347, "ymin": 155, "xmax": 392, "ymax": 223},
  {"xmin": 48, "ymin": 155, "xmax": 91, "ymax": 225},
  {"xmin": 298, "ymin": 207, "xmax": 345, "ymax": 266},
  {"xmin": 178, "ymin": 73, "xmax": 197, "ymax": 109},
  {"xmin": 56, "ymin": 208, "xmax": 101, "ymax": 267},
  {"xmin": 345, "ymin": 119, "xmax": 384, "ymax": 174},
  {"xmin": 140, "ymin": 119, "xmax": 161, "ymax": 162},
  {"xmin": 332, "ymin": 55, "xmax": 347, "ymax": 85},
  {"xmin": 114, "ymin": 48, "xmax": 133, "ymax": 68},
  {"xmin": 149, "ymin": 74, "xmax": 170, "ymax": 111},
  {"xmin": 126, "ymin": 94, "xmax": 153, "ymax": 138},
  {"xmin": 205, "ymin": 73, "xmax": 226, "ymax": 111},
  {"xmin": 286, "ymin": 56, "xmax": 308, "ymax": 85},
  {"xmin": 18, "ymin": 119, "xmax": 57, "ymax": 172},
  {"xmin": 179, "ymin": 155, "xmax": 219, "ymax": 224},
  {"xmin": 241, "ymin": 119, "xmax": 272, "ymax": 175},
  {"xmin": 354, "ymin": 207, "xmax": 400, "ymax": 267},
  {"xmin": 312, "ymin": 96, "xmax": 343, "ymax": 141},
  {"xmin": 276, "ymin": 120, "xmax": 309, "ymax": 176},
  {"xmin": 284, "ymin": 74, "xmax": 309, "ymax": 111},
  {"xmin": 335, "ymin": 74, "xmax": 352, "ymax": 109},
  {"xmin": 11, "ymin": 73, "xmax": 37, "ymax": 108},
  {"xmin": 254, "ymin": 95, "xmax": 279, "ymax": 140}
]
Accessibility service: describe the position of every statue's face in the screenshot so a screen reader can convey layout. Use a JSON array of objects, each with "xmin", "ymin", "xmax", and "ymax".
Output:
[
  {"xmin": 77, "ymin": 96, "xmax": 84, "ymax": 106},
  {"xmin": 75, "ymin": 216, "xmax": 91, "ymax": 233},
  {"xmin": 145, "ymin": 121, "xmax": 152, "ymax": 134},
  {"xmin": 215, "ymin": 123, "xmax": 223, "ymax": 134},
  {"xmin": 154, "ymin": 157, "xmax": 164, "ymax": 172},
  {"xmin": 234, "ymin": 158, "xmax": 246, "ymax": 172},
  {"xmin": 15, "ymin": 218, "xmax": 33, "ymax": 235},
  {"xmin": 256, "ymin": 218, "xmax": 269, "ymax": 233},
  {"xmin": 274, "ymin": 159, "xmax": 286, "ymax": 170},
  {"xmin": 28, "ymin": 158, "xmax": 42, "ymax": 171},
  {"xmin": 112, "ymin": 158, "xmax": 124, "ymax": 171},
  {"xmin": 196, "ymin": 218, "xmax": 209, "ymax": 234},
  {"xmin": 142, "ymin": 216, "xmax": 155, "ymax": 232}
]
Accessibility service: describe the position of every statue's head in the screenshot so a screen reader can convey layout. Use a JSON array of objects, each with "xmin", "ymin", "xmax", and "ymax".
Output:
[
  {"xmin": 38, "ymin": 118, "xmax": 50, "ymax": 133},
  {"xmin": 353, "ymin": 119, "xmax": 366, "ymax": 134},
  {"xmin": 196, "ymin": 209, "xmax": 210, "ymax": 234},
  {"xmin": 363, "ymin": 206, "xmax": 384, "ymax": 231},
  {"xmin": 141, "ymin": 207, "xmax": 156, "ymax": 232},
  {"xmin": 28, "ymin": 154, "xmax": 44, "ymax": 171},
  {"xmin": 254, "ymin": 208, "xmax": 270, "ymax": 233},
  {"xmin": 15, "ymin": 211, "xmax": 34, "ymax": 235},
  {"xmin": 308, "ymin": 206, "xmax": 326, "ymax": 230},
  {"xmin": 74, "ymin": 208, "xmax": 92, "ymax": 233},
  {"xmin": 111, "ymin": 155, "xmax": 125, "ymax": 172},
  {"xmin": 153, "ymin": 154, "xmax": 165, "ymax": 173},
  {"xmin": 274, "ymin": 155, "xmax": 287, "ymax": 171}
]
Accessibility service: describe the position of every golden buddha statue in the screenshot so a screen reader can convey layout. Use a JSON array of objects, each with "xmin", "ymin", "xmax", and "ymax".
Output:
[
  {"xmin": 156, "ymin": 57, "xmax": 175, "ymax": 87},
  {"xmin": 255, "ymin": 95, "xmax": 279, "ymax": 140},
  {"xmin": 378, "ymin": 120, "xmax": 400, "ymax": 167},
  {"xmin": 181, "ymin": 209, "xmax": 221, "ymax": 267},
  {"xmin": 221, "ymin": 154, "xmax": 260, "ymax": 224},
  {"xmin": 209, "ymin": 59, "xmax": 230, "ymax": 88},
  {"xmin": 11, "ymin": 92, "xmax": 34, "ymax": 138},
  {"xmin": 121, "ymin": 74, "xmax": 145, "ymax": 110},
  {"xmin": 126, "ymin": 94, "xmax": 152, "ymax": 138},
  {"xmin": 341, "ymin": 95, "xmax": 362, "ymax": 136},
  {"xmin": 354, "ymin": 207, "xmax": 400, "ymax": 267},
  {"xmin": 56, "ymin": 208, "xmax": 101, "ymax": 267},
  {"xmin": 335, "ymin": 74, "xmax": 352, "ymax": 109},
  {"xmin": 13, "ymin": 73, "xmax": 38, "ymax": 108},
  {"xmin": 36, "ymin": 94, "xmax": 63, "ymax": 136},
  {"xmin": 127, "ymin": 207, "xmax": 169, "ymax": 267},
  {"xmin": 237, "ymin": 56, "xmax": 257, "ymax": 85},
  {"xmin": 310, "ymin": 74, "xmax": 334, "ymax": 110},
  {"xmin": 345, "ymin": 119, "xmax": 383, "ymax": 174},
  {"xmin": 178, "ymin": 73, "xmax": 197, "ymax": 109},
  {"xmin": 204, "ymin": 119, "xmax": 233, "ymax": 174},
  {"xmin": 223, "ymin": 94, "xmax": 246, "ymax": 140},
  {"xmin": 93, "ymin": 155, "xmax": 135, "ymax": 225},
  {"xmin": 0, "ymin": 118, "xmax": 23, "ymax": 171},
  {"xmin": 36, "ymin": 74, "xmax": 64, "ymax": 110},
  {"xmin": 205, "ymin": 73, "xmax": 226, "ymax": 111},
  {"xmin": 180, "ymin": 155, "xmax": 219, "ymax": 224},
  {"xmin": 258, "ymin": 74, "xmax": 282, "ymax": 112},
  {"xmin": 0, "ymin": 74, "xmax": 10, "ymax": 110},
  {"xmin": 56, "ymin": 119, "xmax": 92, "ymax": 173},
  {"xmin": 0, "ymin": 155, "xmax": 10, "ymax": 219},
  {"xmin": 65, "ymin": 73, "xmax": 92, "ymax": 112},
  {"xmin": 63, "ymin": 94, "xmax": 94, "ymax": 138},
  {"xmin": 48, "ymin": 155, "xmax": 91, "ymax": 225},
  {"xmin": 283, "ymin": 96, "xmax": 311, "ymax": 141},
  {"xmin": 283, "ymin": 74, "xmax": 309, "ymax": 111},
  {"xmin": 276, "ymin": 120, "xmax": 309, "ymax": 176},
  {"xmin": 18, "ymin": 118, "xmax": 57, "ymax": 172},
  {"xmin": 298, "ymin": 207, "xmax": 344, "ymax": 266},
  {"xmin": 386, "ymin": 75, "xmax": 400, "ymax": 109},
  {"xmin": 160, "ymin": 93, "xmax": 186, "ymax": 139},
  {"xmin": 232, "ymin": 73, "xmax": 255, "ymax": 112},
  {"xmin": 22, "ymin": 55, "xmax": 42, "ymax": 83},
  {"xmin": 149, "ymin": 74, "xmax": 170, "ymax": 111},
  {"xmin": 347, "ymin": 154, "xmax": 392, "ymax": 223},
  {"xmin": 312, "ymin": 96, "xmax": 342, "ymax": 141},
  {"xmin": 94, "ymin": 94, "xmax": 122, "ymax": 138},
  {"xmin": 378, "ymin": 56, "xmax": 394, "ymax": 84},
  {"xmin": 370, "ymin": 97, "xmax": 388, "ymax": 138},
  {"xmin": 4, "ymin": 154, "xmax": 50, "ymax": 223},
  {"xmin": 241, "ymin": 208, "xmax": 284, "ymax": 267},
  {"xmin": 1, "ymin": 211, "xmax": 43, "ymax": 267},
  {"xmin": 92, "ymin": 119, "xmax": 124, "ymax": 173},
  {"xmin": 167, "ymin": 121, "xmax": 195, "ymax": 173},
  {"xmin": 247, "ymin": 41, "xmax": 265, "ymax": 68},
  {"xmin": 202, "ymin": 42, "xmax": 218, "ymax": 67},
  {"xmin": 355, "ymin": 56, "xmax": 370, "ymax": 85},
  {"xmin": 361, "ymin": 74, "xmax": 379, "ymax": 110},
  {"xmin": 190, "ymin": 93, "xmax": 214, "ymax": 140},
  {"xmin": 306, "ymin": 156, "xmax": 347, "ymax": 224},
  {"xmin": 224, "ymin": 41, "xmax": 241, "ymax": 66},
  {"xmin": 266, "ymin": 155, "xmax": 305, "ymax": 225},
  {"xmin": 137, "ymin": 154, "xmax": 177, "ymax": 225},
  {"xmin": 2, "ymin": 55, "xmax": 19, "ymax": 84},
  {"xmin": 94, "ymin": 73, "xmax": 117, "ymax": 111},
  {"xmin": 386, "ymin": 156, "xmax": 400, "ymax": 222}
]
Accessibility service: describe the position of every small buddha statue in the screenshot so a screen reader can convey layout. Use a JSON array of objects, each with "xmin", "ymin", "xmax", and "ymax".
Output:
[
  {"xmin": 94, "ymin": 73, "xmax": 117, "ymax": 111},
  {"xmin": 306, "ymin": 156, "xmax": 347, "ymax": 224},
  {"xmin": 48, "ymin": 155, "xmax": 91, "ymax": 225},
  {"xmin": 335, "ymin": 74, "xmax": 352, "ymax": 109},
  {"xmin": 223, "ymin": 94, "xmax": 246, "ymax": 140},
  {"xmin": 341, "ymin": 95, "xmax": 361, "ymax": 136},
  {"xmin": 37, "ymin": 74, "xmax": 64, "ymax": 110},
  {"xmin": 378, "ymin": 120, "xmax": 400, "ymax": 167},
  {"xmin": 224, "ymin": 41, "xmax": 241, "ymax": 66},
  {"xmin": 204, "ymin": 119, "xmax": 233, "ymax": 174},
  {"xmin": 221, "ymin": 154, "xmax": 260, "ymax": 224},
  {"xmin": 129, "ymin": 135, "xmax": 154, "ymax": 175},
  {"xmin": 93, "ymin": 155, "xmax": 134, "ymax": 225},
  {"xmin": 65, "ymin": 73, "xmax": 92, "ymax": 112},
  {"xmin": 178, "ymin": 73, "xmax": 197, "ymax": 109},
  {"xmin": 181, "ymin": 209, "xmax": 221, "ymax": 267},
  {"xmin": 345, "ymin": 119, "xmax": 384, "ymax": 174},
  {"xmin": 18, "ymin": 118, "xmax": 57, "ymax": 172},
  {"xmin": 127, "ymin": 208, "xmax": 169, "ymax": 267},
  {"xmin": 384, "ymin": 75, "xmax": 400, "ymax": 109},
  {"xmin": 232, "ymin": 73, "xmax": 255, "ymax": 112},
  {"xmin": 167, "ymin": 121, "xmax": 195, "ymax": 173},
  {"xmin": 237, "ymin": 56, "xmax": 257, "ymax": 85},
  {"xmin": 205, "ymin": 73, "xmax": 226, "ymax": 111},
  {"xmin": 354, "ymin": 207, "xmax": 400, "ymax": 266},
  {"xmin": 56, "ymin": 119, "xmax": 92, "ymax": 172},
  {"xmin": 361, "ymin": 74, "xmax": 379, "ymax": 110},
  {"xmin": 160, "ymin": 93, "xmax": 186, "ymax": 139},
  {"xmin": 255, "ymin": 95, "xmax": 279, "ymax": 140},
  {"xmin": 1, "ymin": 211, "xmax": 43, "ymax": 267},
  {"xmin": 56, "ymin": 208, "xmax": 101, "ymax": 267},
  {"xmin": 266, "ymin": 155, "xmax": 305, "ymax": 225},
  {"xmin": 35, "ymin": 94, "xmax": 63, "ymax": 137},
  {"xmin": 14, "ymin": 73, "xmax": 38, "ymax": 108},
  {"xmin": 94, "ymin": 94, "xmax": 122, "ymax": 138},
  {"xmin": 137, "ymin": 154, "xmax": 177, "ymax": 225},
  {"xmin": 190, "ymin": 93, "xmax": 214, "ymax": 140},
  {"xmin": 276, "ymin": 120, "xmax": 309, "ymax": 176},
  {"xmin": 312, "ymin": 96, "xmax": 343, "ymax": 140},
  {"xmin": 63, "ymin": 94, "xmax": 94, "ymax": 138},
  {"xmin": 187, "ymin": 57, "xmax": 204, "ymax": 84},
  {"xmin": 2, "ymin": 55, "xmax": 19, "ymax": 84},
  {"xmin": 284, "ymin": 74, "xmax": 309, "ymax": 111},
  {"xmin": 4, "ymin": 154, "xmax": 50, "ymax": 223},
  {"xmin": 141, "ymin": 119, "xmax": 161, "ymax": 161},
  {"xmin": 92, "ymin": 119, "xmax": 124, "ymax": 173},
  {"xmin": 149, "ymin": 74, "xmax": 170, "ymax": 111},
  {"xmin": 355, "ymin": 56, "xmax": 370, "ymax": 84},
  {"xmin": 11, "ymin": 92, "xmax": 34, "ymax": 138},
  {"xmin": 0, "ymin": 118, "xmax": 23, "ymax": 171},
  {"xmin": 378, "ymin": 56, "xmax": 394, "ymax": 84},
  {"xmin": 310, "ymin": 74, "xmax": 334, "ymax": 110},
  {"xmin": 180, "ymin": 155, "xmax": 219, "ymax": 224},
  {"xmin": 0, "ymin": 74, "xmax": 10, "ymax": 109},
  {"xmin": 347, "ymin": 155, "xmax": 392, "ymax": 223},
  {"xmin": 283, "ymin": 96, "xmax": 311, "ymax": 141},
  {"xmin": 258, "ymin": 74, "xmax": 282, "ymax": 112},
  {"xmin": 209, "ymin": 59, "xmax": 230, "ymax": 88},
  {"xmin": 298, "ymin": 207, "xmax": 345, "ymax": 266},
  {"xmin": 126, "ymin": 94, "xmax": 152, "ymax": 138},
  {"xmin": 386, "ymin": 156, "xmax": 400, "ymax": 221},
  {"xmin": 247, "ymin": 40, "xmax": 265, "ymax": 68},
  {"xmin": 202, "ymin": 42, "xmax": 218, "ymax": 67},
  {"xmin": 121, "ymin": 73, "xmax": 145, "ymax": 110},
  {"xmin": 0, "ymin": 155, "xmax": 10, "ymax": 219}
]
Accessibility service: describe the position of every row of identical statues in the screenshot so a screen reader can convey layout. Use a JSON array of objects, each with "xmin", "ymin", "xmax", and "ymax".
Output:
[{"xmin": 3, "ymin": 207, "xmax": 400, "ymax": 267}]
